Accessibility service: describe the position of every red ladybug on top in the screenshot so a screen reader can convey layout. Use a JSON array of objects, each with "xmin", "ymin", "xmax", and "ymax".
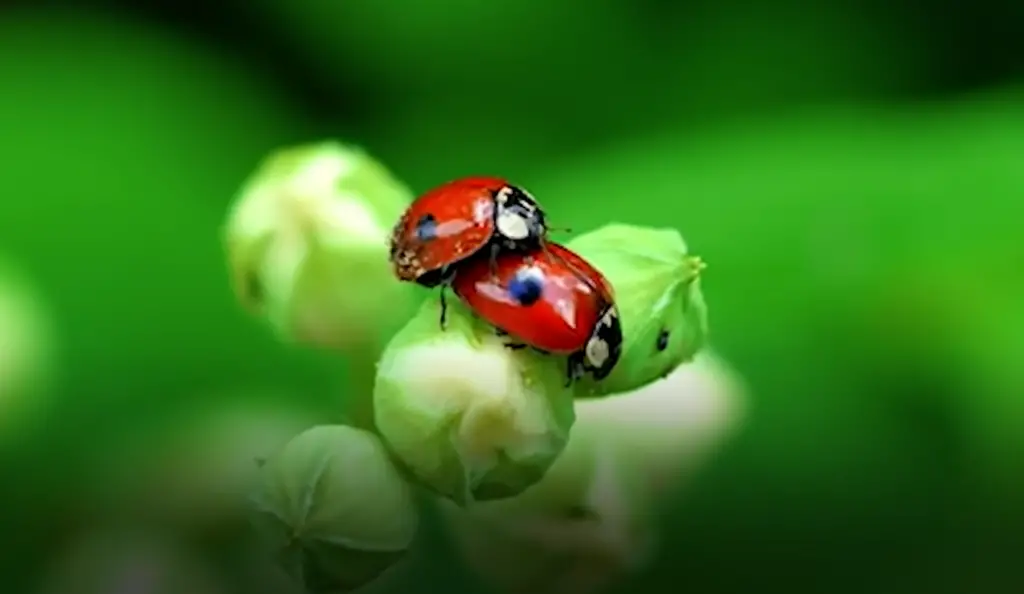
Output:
[
  {"xmin": 388, "ymin": 176, "xmax": 548, "ymax": 290},
  {"xmin": 451, "ymin": 242, "xmax": 624, "ymax": 384}
]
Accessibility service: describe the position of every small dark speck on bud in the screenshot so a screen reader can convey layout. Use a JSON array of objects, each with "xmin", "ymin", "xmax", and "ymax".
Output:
[{"xmin": 656, "ymin": 329, "xmax": 670, "ymax": 351}]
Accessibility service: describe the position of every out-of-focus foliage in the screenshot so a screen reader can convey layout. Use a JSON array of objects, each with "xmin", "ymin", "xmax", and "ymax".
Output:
[
  {"xmin": 88, "ymin": 391, "xmax": 320, "ymax": 526},
  {"xmin": 248, "ymin": 0, "xmax": 928, "ymax": 184},
  {"xmin": 2, "ymin": 0, "xmax": 1024, "ymax": 592},
  {"xmin": 0, "ymin": 7, "xmax": 342, "ymax": 508},
  {"xmin": 0, "ymin": 259, "xmax": 56, "ymax": 448},
  {"xmin": 34, "ymin": 529, "xmax": 225, "ymax": 594}
]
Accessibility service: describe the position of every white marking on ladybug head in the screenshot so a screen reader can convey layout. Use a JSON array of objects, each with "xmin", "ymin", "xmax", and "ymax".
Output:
[
  {"xmin": 599, "ymin": 308, "xmax": 617, "ymax": 329},
  {"xmin": 495, "ymin": 186, "xmax": 513, "ymax": 204},
  {"xmin": 585, "ymin": 336, "xmax": 610, "ymax": 369},
  {"xmin": 515, "ymin": 197, "xmax": 536, "ymax": 214},
  {"xmin": 496, "ymin": 185, "xmax": 537, "ymax": 213},
  {"xmin": 495, "ymin": 209, "xmax": 531, "ymax": 240}
]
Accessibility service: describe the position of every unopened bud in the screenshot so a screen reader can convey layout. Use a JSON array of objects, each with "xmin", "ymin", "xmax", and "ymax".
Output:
[
  {"xmin": 373, "ymin": 296, "xmax": 576, "ymax": 506},
  {"xmin": 567, "ymin": 223, "xmax": 708, "ymax": 396},
  {"xmin": 224, "ymin": 141, "xmax": 417, "ymax": 351}
]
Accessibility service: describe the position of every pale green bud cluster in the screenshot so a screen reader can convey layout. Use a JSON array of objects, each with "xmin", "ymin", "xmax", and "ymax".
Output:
[
  {"xmin": 225, "ymin": 144, "xmax": 717, "ymax": 593},
  {"xmin": 250, "ymin": 425, "xmax": 418, "ymax": 592},
  {"xmin": 223, "ymin": 141, "xmax": 417, "ymax": 351},
  {"xmin": 370, "ymin": 223, "xmax": 708, "ymax": 505},
  {"xmin": 373, "ymin": 296, "xmax": 576, "ymax": 505}
]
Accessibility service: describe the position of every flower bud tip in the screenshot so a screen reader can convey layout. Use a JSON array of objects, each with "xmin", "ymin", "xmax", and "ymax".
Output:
[{"xmin": 685, "ymin": 255, "xmax": 707, "ymax": 278}]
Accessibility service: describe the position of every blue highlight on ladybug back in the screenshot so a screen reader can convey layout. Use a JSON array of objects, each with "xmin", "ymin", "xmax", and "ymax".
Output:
[
  {"xmin": 414, "ymin": 214, "xmax": 438, "ymax": 242},
  {"xmin": 508, "ymin": 269, "xmax": 544, "ymax": 306}
]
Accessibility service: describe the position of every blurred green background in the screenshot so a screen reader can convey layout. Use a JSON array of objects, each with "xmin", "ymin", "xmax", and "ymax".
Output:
[{"xmin": 1, "ymin": 0, "xmax": 1024, "ymax": 592}]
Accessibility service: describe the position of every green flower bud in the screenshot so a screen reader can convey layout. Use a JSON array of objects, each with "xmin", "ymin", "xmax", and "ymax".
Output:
[
  {"xmin": 437, "ymin": 352, "xmax": 746, "ymax": 594},
  {"xmin": 224, "ymin": 141, "xmax": 418, "ymax": 352},
  {"xmin": 250, "ymin": 424, "xmax": 417, "ymax": 593},
  {"xmin": 567, "ymin": 223, "xmax": 708, "ymax": 396},
  {"xmin": 373, "ymin": 296, "xmax": 576, "ymax": 506}
]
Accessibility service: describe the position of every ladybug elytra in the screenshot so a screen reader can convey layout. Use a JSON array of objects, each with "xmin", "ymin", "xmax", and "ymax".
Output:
[
  {"xmin": 388, "ymin": 176, "xmax": 548, "ymax": 290},
  {"xmin": 451, "ymin": 242, "xmax": 623, "ymax": 384}
]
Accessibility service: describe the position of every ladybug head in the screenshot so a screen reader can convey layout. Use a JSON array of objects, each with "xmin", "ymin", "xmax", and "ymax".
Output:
[
  {"xmin": 493, "ymin": 185, "xmax": 547, "ymax": 248},
  {"xmin": 584, "ymin": 306, "xmax": 623, "ymax": 380}
]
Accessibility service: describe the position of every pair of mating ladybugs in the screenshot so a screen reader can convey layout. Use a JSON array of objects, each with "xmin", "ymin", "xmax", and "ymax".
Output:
[{"xmin": 388, "ymin": 176, "xmax": 623, "ymax": 385}]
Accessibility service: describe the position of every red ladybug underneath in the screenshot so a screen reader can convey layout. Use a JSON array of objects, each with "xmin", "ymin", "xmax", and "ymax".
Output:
[
  {"xmin": 388, "ymin": 176, "xmax": 548, "ymax": 292},
  {"xmin": 451, "ymin": 242, "xmax": 623, "ymax": 384}
]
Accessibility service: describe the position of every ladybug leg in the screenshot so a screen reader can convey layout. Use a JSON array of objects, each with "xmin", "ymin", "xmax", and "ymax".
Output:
[
  {"xmin": 438, "ymin": 285, "xmax": 449, "ymax": 330},
  {"xmin": 564, "ymin": 354, "xmax": 583, "ymax": 387},
  {"xmin": 488, "ymin": 243, "xmax": 500, "ymax": 280},
  {"xmin": 495, "ymin": 332, "xmax": 528, "ymax": 350},
  {"xmin": 496, "ymin": 329, "xmax": 529, "ymax": 350},
  {"xmin": 563, "ymin": 360, "xmax": 576, "ymax": 388}
]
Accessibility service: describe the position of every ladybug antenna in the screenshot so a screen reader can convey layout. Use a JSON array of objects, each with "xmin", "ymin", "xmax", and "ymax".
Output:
[{"xmin": 546, "ymin": 224, "xmax": 573, "ymax": 234}]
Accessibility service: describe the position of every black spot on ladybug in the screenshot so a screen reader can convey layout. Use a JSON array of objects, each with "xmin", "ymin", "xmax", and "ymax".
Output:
[
  {"xmin": 415, "ymin": 213, "xmax": 438, "ymax": 242},
  {"xmin": 656, "ymin": 329, "xmax": 670, "ymax": 351},
  {"xmin": 508, "ymin": 270, "xmax": 544, "ymax": 306}
]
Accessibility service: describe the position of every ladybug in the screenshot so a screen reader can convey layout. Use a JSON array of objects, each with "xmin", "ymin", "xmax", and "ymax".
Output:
[
  {"xmin": 451, "ymin": 242, "xmax": 623, "ymax": 384},
  {"xmin": 388, "ymin": 176, "xmax": 548, "ymax": 292}
]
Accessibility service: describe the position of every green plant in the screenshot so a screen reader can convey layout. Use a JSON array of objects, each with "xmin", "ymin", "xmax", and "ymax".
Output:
[{"xmin": 221, "ymin": 141, "xmax": 713, "ymax": 592}]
